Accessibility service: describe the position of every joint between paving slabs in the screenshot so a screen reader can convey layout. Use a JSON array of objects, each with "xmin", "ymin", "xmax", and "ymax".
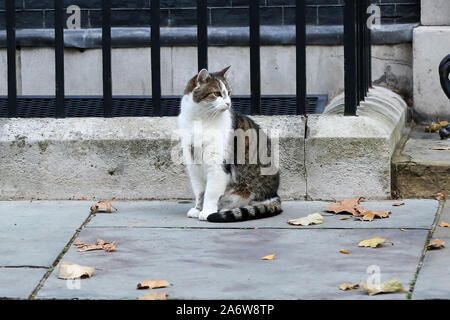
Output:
[
  {"xmin": 28, "ymin": 210, "xmax": 97, "ymax": 300},
  {"xmin": 406, "ymin": 199, "xmax": 446, "ymax": 299}
]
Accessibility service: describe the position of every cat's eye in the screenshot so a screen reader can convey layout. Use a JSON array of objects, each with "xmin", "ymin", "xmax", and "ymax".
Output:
[{"xmin": 212, "ymin": 92, "xmax": 222, "ymax": 97}]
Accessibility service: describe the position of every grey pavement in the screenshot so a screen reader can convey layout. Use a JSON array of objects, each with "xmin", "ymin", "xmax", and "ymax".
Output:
[
  {"xmin": 413, "ymin": 201, "xmax": 450, "ymax": 299},
  {"xmin": 0, "ymin": 199, "xmax": 446, "ymax": 300}
]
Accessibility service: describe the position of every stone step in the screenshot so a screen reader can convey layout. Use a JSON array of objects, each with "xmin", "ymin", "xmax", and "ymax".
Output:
[{"xmin": 392, "ymin": 126, "xmax": 450, "ymax": 198}]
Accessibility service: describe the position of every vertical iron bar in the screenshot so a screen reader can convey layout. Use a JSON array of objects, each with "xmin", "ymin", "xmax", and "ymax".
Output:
[
  {"xmin": 6, "ymin": 0, "xmax": 17, "ymax": 117},
  {"xmin": 151, "ymin": 0, "xmax": 161, "ymax": 116},
  {"xmin": 197, "ymin": 0, "xmax": 208, "ymax": 71},
  {"xmin": 366, "ymin": 0, "xmax": 372, "ymax": 90},
  {"xmin": 249, "ymin": 0, "xmax": 260, "ymax": 115},
  {"xmin": 102, "ymin": 0, "xmax": 112, "ymax": 118},
  {"xmin": 344, "ymin": 0, "xmax": 357, "ymax": 116},
  {"xmin": 55, "ymin": 0, "xmax": 65, "ymax": 118},
  {"xmin": 296, "ymin": 0, "xmax": 306, "ymax": 115},
  {"xmin": 359, "ymin": 0, "xmax": 366, "ymax": 99}
]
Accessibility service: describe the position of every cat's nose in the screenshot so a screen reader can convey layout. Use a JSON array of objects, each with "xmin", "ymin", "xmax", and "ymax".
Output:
[{"xmin": 226, "ymin": 102, "xmax": 231, "ymax": 108}]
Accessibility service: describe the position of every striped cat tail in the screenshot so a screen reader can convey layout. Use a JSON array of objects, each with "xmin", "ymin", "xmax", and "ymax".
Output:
[{"xmin": 207, "ymin": 197, "xmax": 282, "ymax": 223}]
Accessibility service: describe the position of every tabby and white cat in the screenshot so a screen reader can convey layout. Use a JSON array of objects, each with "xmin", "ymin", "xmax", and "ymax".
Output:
[{"xmin": 178, "ymin": 66, "xmax": 282, "ymax": 222}]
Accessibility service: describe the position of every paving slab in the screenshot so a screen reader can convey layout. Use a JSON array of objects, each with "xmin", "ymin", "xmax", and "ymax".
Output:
[
  {"xmin": 0, "ymin": 268, "xmax": 47, "ymax": 299},
  {"xmin": 37, "ymin": 227, "xmax": 429, "ymax": 300},
  {"xmin": 87, "ymin": 199, "xmax": 438, "ymax": 230},
  {"xmin": 413, "ymin": 201, "xmax": 450, "ymax": 300},
  {"xmin": 0, "ymin": 201, "xmax": 91, "ymax": 266}
]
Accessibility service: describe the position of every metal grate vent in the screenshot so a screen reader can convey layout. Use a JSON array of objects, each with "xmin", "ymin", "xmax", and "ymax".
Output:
[{"xmin": 0, "ymin": 95, "xmax": 327, "ymax": 118}]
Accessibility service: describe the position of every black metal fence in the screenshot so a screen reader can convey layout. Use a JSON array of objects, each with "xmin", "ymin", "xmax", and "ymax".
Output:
[{"xmin": 1, "ymin": 0, "xmax": 371, "ymax": 118}]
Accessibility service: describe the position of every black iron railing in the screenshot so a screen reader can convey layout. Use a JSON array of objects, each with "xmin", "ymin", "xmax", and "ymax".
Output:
[{"xmin": 1, "ymin": 0, "xmax": 371, "ymax": 118}]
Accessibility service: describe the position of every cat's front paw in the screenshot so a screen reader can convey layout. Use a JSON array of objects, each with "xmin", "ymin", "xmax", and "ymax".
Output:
[
  {"xmin": 198, "ymin": 210, "xmax": 214, "ymax": 221},
  {"xmin": 187, "ymin": 208, "xmax": 201, "ymax": 218}
]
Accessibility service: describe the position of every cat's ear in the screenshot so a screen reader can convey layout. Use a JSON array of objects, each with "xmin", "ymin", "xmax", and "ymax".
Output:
[
  {"xmin": 217, "ymin": 65, "xmax": 231, "ymax": 78},
  {"xmin": 196, "ymin": 69, "xmax": 210, "ymax": 83}
]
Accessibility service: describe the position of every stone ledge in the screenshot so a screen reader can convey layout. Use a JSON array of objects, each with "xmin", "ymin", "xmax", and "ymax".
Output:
[
  {"xmin": 0, "ymin": 87, "xmax": 407, "ymax": 201},
  {"xmin": 306, "ymin": 86, "xmax": 408, "ymax": 200},
  {"xmin": 0, "ymin": 116, "xmax": 306, "ymax": 201}
]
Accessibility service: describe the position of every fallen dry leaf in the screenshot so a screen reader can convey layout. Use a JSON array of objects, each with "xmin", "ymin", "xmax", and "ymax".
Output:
[
  {"xmin": 325, "ymin": 197, "xmax": 365, "ymax": 216},
  {"xmin": 431, "ymin": 146, "xmax": 450, "ymax": 151},
  {"xmin": 78, "ymin": 197, "xmax": 87, "ymax": 201},
  {"xmin": 339, "ymin": 249, "xmax": 350, "ymax": 254},
  {"xmin": 75, "ymin": 238, "xmax": 117, "ymax": 252},
  {"xmin": 339, "ymin": 283, "xmax": 359, "ymax": 291},
  {"xmin": 360, "ymin": 278, "xmax": 407, "ymax": 296},
  {"xmin": 137, "ymin": 280, "xmax": 170, "ymax": 290},
  {"xmin": 425, "ymin": 121, "xmax": 450, "ymax": 133},
  {"xmin": 288, "ymin": 213, "xmax": 323, "ymax": 226},
  {"xmin": 358, "ymin": 237, "xmax": 386, "ymax": 248},
  {"xmin": 439, "ymin": 222, "xmax": 450, "ymax": 228},
  {"xmin": 58, "ymin": 262, "xmax": 94, "ymax": 280},
  {"xmin": 90, "ymin": 200, "xmax": 117, "ymax": 214},
  {"xmin": 393, "ymin": 202, "xmax": 404, "ymax": 206},
  {"xmin": 400, "ymin": 228, "xmax": 407, "ymax": 232},
  {"xmin": 361, "ymin": 210, "xmax": 391, "ymax": 222},
  {"xmin": 436, "ymin": 193, "xmax": 445, "ymax": 201},
  {"xmin": 262, "ymin": 254, "xmax": 275, "ymax": 260},
  {"xmin": 340, "ymin": 217, "xmax": 351, "ymax": 221},
  {"xmin": 427, "ymin": 239, "xmax": 445, "ymax": 250},
  {"xmin": 138, "ymin": 292, "xmax": 168, "ymax": 300}
]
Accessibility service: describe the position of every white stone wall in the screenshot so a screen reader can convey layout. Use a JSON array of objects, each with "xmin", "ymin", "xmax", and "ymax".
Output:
[{"xmin": 0, "ymin": 44, "xmax": 413, "ymax": 101}]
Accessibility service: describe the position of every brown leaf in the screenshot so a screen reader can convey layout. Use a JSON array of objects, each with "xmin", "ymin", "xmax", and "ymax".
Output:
[
  {"xmin": 77, "ymin": 244, "xmax": 104, "ymax": 252},
  {"xmin": 138, "ymin": 292, "xmax": 168, "ymax": 300},
  {"xmin": 393, "ymin": 202, "xmax": 404, "ymax": 206},
  {"xmin": 58, "ymin": 262, "xmax": 94, "ymax": 280},
  {"xmin": 137, "ymin": 280, "xmax": 170, "ymax": 290},
  {"xmin": 427, "ymin": 239, "xmax": 445, "ymax": 250},
  {"xmin": 103, "ymin": 242, "xmax": 117, "ymax": 252},
  {"xmin": 361, "ymin": 210, "xmax": 391, "ymax": 221},
  {"xmin": 73, "ymin": 241, "xmax": 86, "ymax": 247},
  {"xmin": 325, "ymin": 197, "xmax": 365, "ymax": 216},
  {"xmin": 340, "ymin": 217, "xmax": 351, "ymax": 221},
  {"xmin": 339, "ymin": 249, "xmax": 350, "ymax": 254},
  {"xmin": 90, "ymin": 201, "xmax": 116, "ymax": 214},
  {"xmin": 262, "ymin": 254, "xmax": 275, "ymax": 260},
  {"xmin": 431, "ymin": 146, "xmax": 450, "ymax": 151},
  {"xmin": 75, "ymin": 239, "xmax": 117, "ymax": 252},
  {"xmin": 439, "ymin": 222, "xmax": 450, "ymax": 228},
  {"xmin": 339, "ymin": 283, "xmax": 359, "ymax": 291},
  {"xmin": 436, "ymin": 193, "xmax": 445, "ymax": 201}
]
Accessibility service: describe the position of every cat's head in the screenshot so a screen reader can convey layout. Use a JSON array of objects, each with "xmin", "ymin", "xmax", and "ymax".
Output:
[{"xmin": 184, "ymin": 66, "xmax": 232, "ymax": 113}]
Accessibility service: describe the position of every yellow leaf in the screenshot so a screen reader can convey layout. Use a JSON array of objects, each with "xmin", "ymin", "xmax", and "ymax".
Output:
[
  {"xmin": 392, "ymin": 202, "xmax": 404, "ymax": 206},
  {"xmin": 400, "ymin": 228, "xmax": 407, "ymax": 232},
  {"xmin": 339, "ymin": 283, "xmax": 359, "ymax": 291},
  {"xmin": 138, "ymin": 292, "xmax": 168, "ymax": 300},
  {"xmin": 358, "ymin": 237, "xmax": 386, "ymax": 248},
  {"xmin": 439, "ymin": 222, "xmax": 450, "ymax": 228},
  {"xmin": 288, "ymin": 213, "xmax": 323, "ymax": 226},
  {"xmin": 137, "ymin": 280, "xmax": 170, "ymax": 290},
  {"xmin": 262, "ymin": 254, "xmax": 275, "ymax": 260},
  {"xmin": 360, "ymin": 278, "xmax": 407, "ymax": 296},
  {"xmin": 339, "ymin": 249, "xmax": 350, "ymax": 254},
  {"xmin": 427, "ymin": 239, "xmax": 445, "ymax": 250},
  {"xmin": 58, "ymin": 262, "xmax": 95, "ymax": 280}
]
